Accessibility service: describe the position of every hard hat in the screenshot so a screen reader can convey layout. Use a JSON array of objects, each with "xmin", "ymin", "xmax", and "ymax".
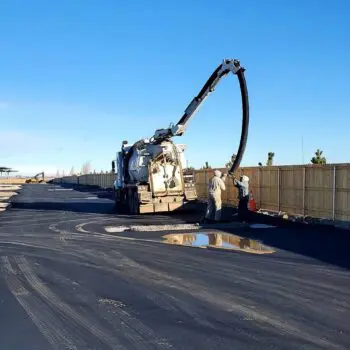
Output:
[
  {"xmin": 242, "ymin": 175, "xmax": 249, "ymax": 182},
  {"xmin": 214, "ymin": 170, "xmax": 222, "ymax": 177}
]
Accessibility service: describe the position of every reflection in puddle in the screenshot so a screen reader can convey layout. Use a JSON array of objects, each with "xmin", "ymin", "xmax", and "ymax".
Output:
[{"xmin": 162, "ymin": 233, "xmax": 275, "ymax": 254}]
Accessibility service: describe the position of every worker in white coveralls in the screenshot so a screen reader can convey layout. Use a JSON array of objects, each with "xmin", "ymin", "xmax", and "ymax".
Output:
[
  {"xmin": 233, "ymin": 175, "xmax": 250, "ymax": 221},
  {"xmin": 204, "ymin": 170, "xmax": 227, "ymax": 222}
]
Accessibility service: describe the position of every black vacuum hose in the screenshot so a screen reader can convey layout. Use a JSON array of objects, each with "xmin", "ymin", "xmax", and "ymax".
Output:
[
  {"xmin": 228, "ymin": 67, "xmax": 249, "ymax": 176},
  {"xmin": 124, "ymin": 61, "xmax": 249, "ymax": 180},
  {"xmin": 177, "ymin": 60, "xmax": 249, "ymax": 175}
]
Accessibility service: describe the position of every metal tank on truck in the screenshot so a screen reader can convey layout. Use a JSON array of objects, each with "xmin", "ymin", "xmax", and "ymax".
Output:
[
  {"xmin": 113, "ymin": 136, "xmax": 197, "ymax": 214},
  {"xmin": 112, "ymin": 58, "xmax": 249, "ymax": 214}
]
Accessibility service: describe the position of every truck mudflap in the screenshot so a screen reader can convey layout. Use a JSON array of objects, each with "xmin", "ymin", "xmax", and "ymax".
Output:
[
  {"xmin": 116, "ymin": 185, "xmax": 198, "ymax": 214},
  {"xmin": 184, "ymin": 187, "xmax": 197, "ymax": 200},
  {"xmin": 139, "ymin": 199, "xmax": 197, "ymax": 214}
]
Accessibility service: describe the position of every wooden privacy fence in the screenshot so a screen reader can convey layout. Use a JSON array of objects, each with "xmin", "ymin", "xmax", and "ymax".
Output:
[
  {"xmin": 55, "ymin": 164, "xmax": 350, "ymax": 221},
  {"xmin": 196, "ymin": 164, "xmax": 350, "ymax": 221}
]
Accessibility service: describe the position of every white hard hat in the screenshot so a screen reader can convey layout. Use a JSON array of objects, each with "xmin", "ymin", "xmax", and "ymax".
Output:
[
  {"xmin": 242, "ymin": 175, "xmax": 249, "ymax": 182},
  {"xmin": 214, "ymin": 170, "xmax": 222, "ymax": 177}
]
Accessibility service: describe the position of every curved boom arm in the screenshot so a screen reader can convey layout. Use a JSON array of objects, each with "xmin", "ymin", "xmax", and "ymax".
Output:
[
  {"xmin": 175, "ymin": 59, "xmax": 244, "ymax": 136},
  {"xmin": 151, "ymin": 58, "xmax": 249, "ymax": 174}
]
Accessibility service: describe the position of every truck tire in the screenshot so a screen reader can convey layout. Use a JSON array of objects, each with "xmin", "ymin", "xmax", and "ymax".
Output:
[
  {"xmin": 132, "ymin": 192, "xmax": 139, "ymax": 215},
  {"xmin": 125, "ymin": 189, "xmax": 139, "ymax": 215},
  {"xmin": 125, "ymin": 188, "xmax": 133, "ymax": 215},
  {"xmin": 114, "ymin": 190, "xmax": 121, "ymax": 212},
  {"xmin": 128, "ymin": 193, "xmax": 133, "ymax": 214},
  {"xmin": 115, "ymin": 189, "xmax": 127, "ymax": 214}
]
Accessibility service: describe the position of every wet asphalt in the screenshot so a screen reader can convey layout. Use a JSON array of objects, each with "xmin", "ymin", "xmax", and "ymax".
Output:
[{"xmin": 1, "ymin": 184, "xmax": 350, "ymax": 349}]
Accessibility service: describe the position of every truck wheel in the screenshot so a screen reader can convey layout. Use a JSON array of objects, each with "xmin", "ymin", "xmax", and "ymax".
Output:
[
  {"xmin": 126, "ymin": 189, "xmax": 139, "ymax": 215},
  {"xmin": 127, "ymin": 188, "xmax": 134, "ymax": 215},
  {"xmin": 121, "ymin": 191, "xmax": 128, "ymax": 214},
  {"xmin": 132, "ymin": 192, "xmax": 139, "ymax": 215},
  {"xmin": 114, "ymin": 191, "xmax": 121, "ymax": 212},
  {"xmin": 115, "ymin": 189, "xmax": 127, "ymax": 214}
]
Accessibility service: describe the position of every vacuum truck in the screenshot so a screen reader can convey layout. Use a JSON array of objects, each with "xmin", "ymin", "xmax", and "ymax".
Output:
[
  {"xmin": 113, "ymin": 139, "xmax": 196, "ymax": 214},
  {"xmin": 113, "ymin": 59, "xmax": 249, "ymax": 214}
]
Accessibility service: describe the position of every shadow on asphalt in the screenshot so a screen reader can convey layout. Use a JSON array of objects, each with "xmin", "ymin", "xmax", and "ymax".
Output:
[
  {"xmin": 14, "ymin": 183, "xmax": 350, "ymax": 270},
  {"xmin": 59, "ymin": 183, "xmax": 115, "ymax": 199},
  {"xmin": 12, "ymin": 201, "xmax": 117, "ymax": 214},
  {"xmin": 218, "ymin": 221, "xmax": 350, "ymax": 270}
]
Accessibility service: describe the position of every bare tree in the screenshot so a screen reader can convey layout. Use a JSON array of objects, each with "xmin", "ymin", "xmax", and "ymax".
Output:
[
  {"xmin": 62, "ymin": 170, "xmax": 65, "ymax": 177},
  {"xmin": 70, "ymin": 166, "xmax": 75, "ymax": 176},
  {"xmin": 81, "ymin": 161, "xmax": 92, "ymax": 175},
  {"xmin": 56, "ymin": 170, "xmax": 60, "ymax": 178}
]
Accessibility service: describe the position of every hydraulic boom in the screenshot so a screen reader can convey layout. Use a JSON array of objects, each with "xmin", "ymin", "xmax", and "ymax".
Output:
[
  {"xmin": 113, "ymin": 58, "xmax": 249, "ymax": 214},
  {"xmin": 151, "ymin": 58, "xmax": 249, "ymax": 175}
]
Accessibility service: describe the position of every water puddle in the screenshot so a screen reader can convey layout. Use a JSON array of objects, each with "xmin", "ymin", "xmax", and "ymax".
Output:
[{"xmin": 162, "ymin": 232, "xmax": 275, "ymax": 254}]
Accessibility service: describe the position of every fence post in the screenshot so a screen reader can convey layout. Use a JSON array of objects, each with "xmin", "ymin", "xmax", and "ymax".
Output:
[
  {"xmin": 204, "ymin": 170, "xmax": 207, "ymax": 201},
  {"xmin": 302, "ymin": 167, "xmax": 306, "ymax": 216},
  {"xmin": 332, "ymin": 165, "xmax": 336, "ymax": 221},
  {"xmin": 226, "ymin": 174, "xmax": 229, "ymax": 205},
  {"xmin": 258, "ymin": 168, "xmax": 262, "ymax": 209},
  {"xmin": 277, "ymin": 167, "xmax": 280, "ymax": 212}
]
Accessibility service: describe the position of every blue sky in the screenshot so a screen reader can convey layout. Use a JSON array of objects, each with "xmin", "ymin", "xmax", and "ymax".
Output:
[{"xmin": 0, "ymin": 0, "xmax": 349, "ymax": 175}]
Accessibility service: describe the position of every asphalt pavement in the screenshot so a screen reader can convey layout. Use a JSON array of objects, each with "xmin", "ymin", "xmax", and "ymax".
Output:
[{"xmin": 1, "ymin": 184, "xmax": 350, "ymax": 349}]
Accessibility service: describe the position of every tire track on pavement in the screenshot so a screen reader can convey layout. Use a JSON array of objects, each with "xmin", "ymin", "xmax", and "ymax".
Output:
[
  {"xmin": 31, "ymin": 261, "xmax": 174, "ymax": 350},
  {"xmin": 83, "ymin": 248, "xmax": 340, "ymax": 349},
  {"xmin": 13, "ymin": 255, "xmax": 125, "ymax": 349},
  {"xmin": 1, "ymin": 256, "xmax": 78, "ymax": 350}
]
